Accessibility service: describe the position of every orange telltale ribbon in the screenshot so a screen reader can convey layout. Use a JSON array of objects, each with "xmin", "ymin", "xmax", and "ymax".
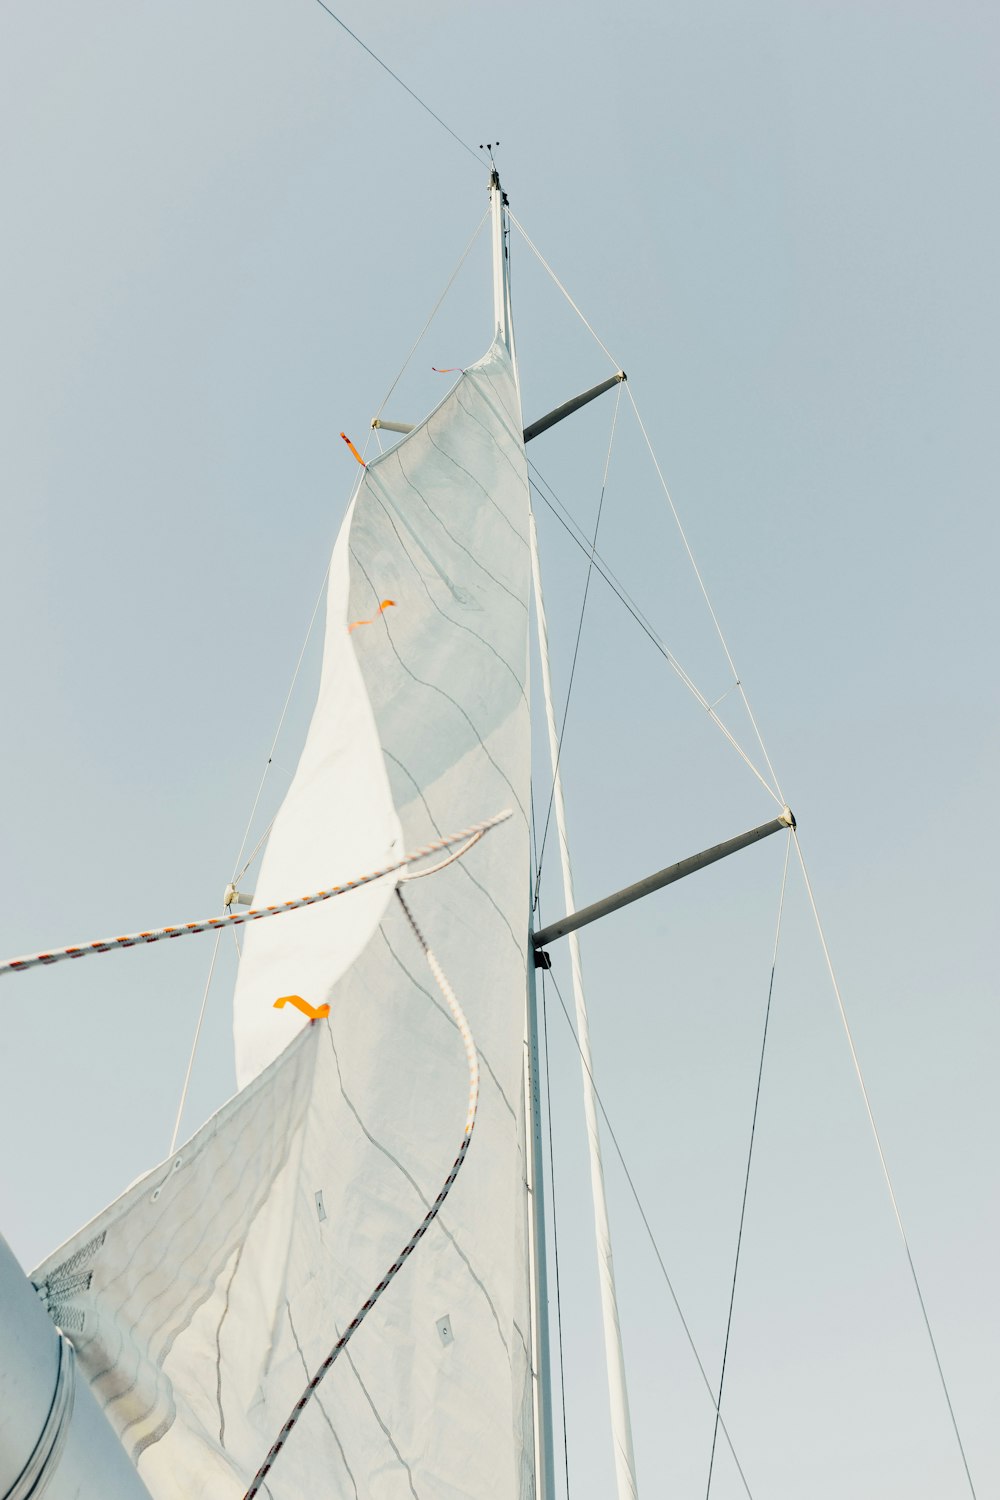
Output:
[
  {"xmin": 274, "ymin": 995, "xmax": 330, "ymax": 1021},
  {"xmin": 348, "ymin": 599, "xmax": 396, "ymax": 634},
  {"xmin": 340, "ymin": 432, "xmax": 366, "ymax": 466}
]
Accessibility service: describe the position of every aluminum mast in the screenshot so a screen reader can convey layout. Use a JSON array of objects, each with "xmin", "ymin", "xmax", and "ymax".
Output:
[{"xmin": 490, "ymin": 168, "xmax": 556, "ymax": 1500}]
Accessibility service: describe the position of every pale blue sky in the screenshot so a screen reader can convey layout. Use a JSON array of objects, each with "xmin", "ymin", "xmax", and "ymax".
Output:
[{"xmin": 1, "ymin": 3, "xmax": 997, "ymax": 1497}]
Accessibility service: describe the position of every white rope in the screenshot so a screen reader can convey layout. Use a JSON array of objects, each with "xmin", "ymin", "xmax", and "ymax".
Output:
[
  {"xmin": 242, "ymin": 884, "xmax": 479, "ymax": 1500},
  {"xmin": 1, "ymin": 812, "xmax": 512, "ymax": 978},
  {"xmin": 508, "ymin": 213, "xmax": 622, "ymax": 371},
  {"xmin": 793, "ymin": 830, "xmax": 978, "ymax": 1499},
  {"xmin": 398, "ymin": 828, "xmax": 485, "ymax": 880}
]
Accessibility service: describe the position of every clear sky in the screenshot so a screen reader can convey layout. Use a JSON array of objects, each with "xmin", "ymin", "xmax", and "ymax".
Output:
[{"xmin": 1, "ymin": 3, "xmax": 997, "ymax": 1497}]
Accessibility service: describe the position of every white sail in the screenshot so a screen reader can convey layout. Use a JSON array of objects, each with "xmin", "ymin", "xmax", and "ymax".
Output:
[{"xmin": 32, "ymin": 337, "xmax": 535, "ymax": 1499}]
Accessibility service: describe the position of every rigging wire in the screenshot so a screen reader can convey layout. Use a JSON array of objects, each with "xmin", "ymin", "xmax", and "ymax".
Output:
[
  {"xmin": 625, "ymin": 389, "xmax": 786, "ymax": 805},
  {"xmin": 228, "ymin": 556, "xmax": 341, "ymax": 887},
  {"xmin": 792, "ymin": 832, "xmax": 979, "ymax": 1500},
  {"xmin": 519, "ymin": 209, "xmax": 976, "ymax": 1492},
  {"xmin": 540, "ymin": 964, "xmax": 573, "ymax": 1499},
  {"xmin": 511, "ymin": 208, "xmax": 785, "ymax": 807},
  {"xmin": 533, "ymin": 384, "xmax": 623, "ymax": 907},
  {"xmin": 545, "ymin": 967, "xmax": 756, "ymax": 1500},
  {"xmin": 508, "ymin": 214, "xmax": 622, "ymax": 371},
  {"xmin": 168, "ymin": 926, "xmax": 224, "ymax": 1156},
  {"xmin": 373, "ymin": 210, "xmax": 489, "ymax": 423},
  {"xmin": 308, "ymin": 1, "xmax": 482, "ymax": 167},
  {"xmin": 527, "ymin": 462, "xmax": 782, "ymax": 806},
  {"xmin": 704, "ymin": 835, "xmax": 791, "ymax": 1500}
]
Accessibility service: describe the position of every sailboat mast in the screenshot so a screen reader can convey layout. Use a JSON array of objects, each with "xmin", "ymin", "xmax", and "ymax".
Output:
[
  {"xmin": 490, "ymin": 167, "xmax": 555, "ymax": 1500},
  {"xmin": 490, "ymin": 169, "xmax": 516, "ymax": 369},
  {"xmin": 529, "ymin": 513, "xmax": 640, "ymax": 1500}
]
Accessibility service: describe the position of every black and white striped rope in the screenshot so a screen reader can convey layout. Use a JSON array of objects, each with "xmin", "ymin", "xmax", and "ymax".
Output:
[
  {"xmin": 242, "ymin": 884, "xmax": 480, "ymax": 1500},
  {"xmin": 0, "ymin": 811, "xmax": 512, "ymax": 978}
]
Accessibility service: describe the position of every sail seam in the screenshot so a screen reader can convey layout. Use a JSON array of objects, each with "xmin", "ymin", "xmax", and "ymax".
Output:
[
  {"xmin": 348, "ymin": 550, "xmax": 530, "ymax": 828},
  {"xmin": 325, "ymin": 1024, "xmax": 512, "ymax": 1361},
  {"xmin": 358, "ymin": 492, "xmax": 528, "ymax": 700},
  {"xmin": 216, "ymin": 1241, "xmax": 247, "ymax": 1448},
  {"xmin": 286, "ymin": 1301, "xmax": 360, "ymax": 1500},
  {"xmin": 343, "ymin": 1348, "xmax": 421, "ymax": 1500},
  {"xmin": 377, "ymin": 925, "xmax": 518, "ymax": 1127},
  {"xmin": 455, "ymin": 383, "xmax": 530, "ymax": 490},
  {"xmin": 116, "ymin": 1078, "xmax": 307, "ymax": 1453},
  {"xmin": 423, "ymin": 425, "xmax": 528, "ymax": 549},
  {"xmin": 390, "ymin": 445, "xmax": 528, "ymax": 611}
]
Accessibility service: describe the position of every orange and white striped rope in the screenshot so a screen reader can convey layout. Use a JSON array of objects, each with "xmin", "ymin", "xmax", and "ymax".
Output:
[
  {"xmin": 242, "ymin": 884, "xmax": 479, "ymax": 1499},
  {"xmin": 0, "ymin": 811, "xmax": 512, "ymax": 979}
]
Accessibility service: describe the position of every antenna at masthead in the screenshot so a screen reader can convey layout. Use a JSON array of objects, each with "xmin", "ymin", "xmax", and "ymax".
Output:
[{"xmin": 485, "ymin": 148, "xmax": 514, "ymax": 359}]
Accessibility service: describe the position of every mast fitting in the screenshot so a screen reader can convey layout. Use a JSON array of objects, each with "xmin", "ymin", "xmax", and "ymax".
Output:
[{"xmin": 223, "ymin": 884, "xmax": 254, "ymax": 909}]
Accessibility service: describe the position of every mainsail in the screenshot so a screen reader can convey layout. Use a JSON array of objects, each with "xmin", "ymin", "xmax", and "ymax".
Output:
[{"xmin": 31, "ymin": 336, "xmax": 536, "ymax": 1499}]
